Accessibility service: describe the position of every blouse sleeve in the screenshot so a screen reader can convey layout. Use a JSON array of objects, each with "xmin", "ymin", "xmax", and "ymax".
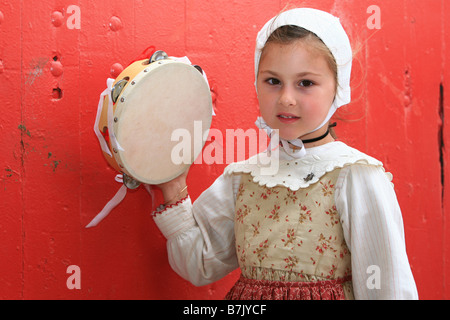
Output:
[
  {"xmin": 335, "ymin": 164, "xmax": 418, "ymax": 300},
  {"xmin": 152, "ymin": 173, "xmax": 241, "ymax": 286}
]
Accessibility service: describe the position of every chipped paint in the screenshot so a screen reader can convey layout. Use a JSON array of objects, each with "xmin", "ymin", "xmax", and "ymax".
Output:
[
  {"xmin": 18, "ymin": 124, "xmax": 31, "ymax": 137},
  {"xmin": 25, "ymin": 57, "xmax": 48, "ymax": 85},
  {"xmin": 50, "ymin": 160, "xmax": 61, "ymax": 172},
  {"xmin": 5, "ymin": 168, "xmax": 13, "ymax": 177}
]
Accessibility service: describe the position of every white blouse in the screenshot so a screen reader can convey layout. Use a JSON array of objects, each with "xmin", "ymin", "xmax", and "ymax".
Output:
[{"xmin": 152, "ymin": 141, "xmax": 418, "ymax": 300}]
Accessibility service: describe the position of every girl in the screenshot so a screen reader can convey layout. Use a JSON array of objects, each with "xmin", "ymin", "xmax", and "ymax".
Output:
[{"xmin": 151, "ymin": 8, "xmax": 418, "ymax": 300}]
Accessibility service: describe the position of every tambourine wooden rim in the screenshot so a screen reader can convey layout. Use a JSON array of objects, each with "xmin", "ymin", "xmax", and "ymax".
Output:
[{"xmin": 97, "ymin": 58, "xmax": 212, "ymax": 186}]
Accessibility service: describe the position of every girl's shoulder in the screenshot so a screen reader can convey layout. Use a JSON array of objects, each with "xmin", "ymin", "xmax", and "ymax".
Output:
[{"xmin": 223, "ymin": 141, "xmax": 385, "ymax": 190}]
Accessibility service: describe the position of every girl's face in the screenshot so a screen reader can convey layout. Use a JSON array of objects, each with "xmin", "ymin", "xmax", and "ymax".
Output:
[{"xmin": 256, "ymin": 40, "xmax": 336, "ymax": 143}]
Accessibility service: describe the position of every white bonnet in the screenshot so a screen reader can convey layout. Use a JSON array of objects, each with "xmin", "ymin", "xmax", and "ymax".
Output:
[{"xmin": 255, "ymin": 8, "xmax": 353, "ymax": 130}]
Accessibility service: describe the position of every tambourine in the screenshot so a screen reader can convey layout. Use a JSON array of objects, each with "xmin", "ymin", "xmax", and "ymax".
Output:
[{"xmin": 94, "ymin": 50, "xmax": 213, "ymax": 189}]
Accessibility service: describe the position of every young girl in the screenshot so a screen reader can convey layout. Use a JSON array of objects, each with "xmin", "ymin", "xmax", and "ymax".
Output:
[{"xmin": 151, "ymin": 8, "xmax": 418, "ymax": 300}]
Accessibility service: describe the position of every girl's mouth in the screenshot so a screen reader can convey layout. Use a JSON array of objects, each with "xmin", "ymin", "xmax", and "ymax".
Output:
[{"xmin": 277, "ymin": 113, "xmax": 300, "ymax": 123}]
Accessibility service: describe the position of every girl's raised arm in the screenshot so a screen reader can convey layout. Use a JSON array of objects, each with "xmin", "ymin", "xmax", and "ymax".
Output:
[{"xmin": 153, "ymin": 173, "xmax": 241, "ymax": 286}]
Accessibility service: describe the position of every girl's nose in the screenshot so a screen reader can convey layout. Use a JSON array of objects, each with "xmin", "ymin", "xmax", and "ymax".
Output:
[{"xmin": 279, "ymin": 86, "xmax": 297, "ymax": 107}]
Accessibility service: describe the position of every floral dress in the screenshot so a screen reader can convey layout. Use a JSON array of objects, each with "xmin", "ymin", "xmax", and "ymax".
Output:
[{"xmin": 225, "ymin": 169, "xmax": 353, "ymax": 300}]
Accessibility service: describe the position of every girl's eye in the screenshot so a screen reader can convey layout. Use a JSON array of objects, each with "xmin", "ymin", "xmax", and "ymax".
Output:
[
  {"xmin": 266, "ymin": 78, "xmax": 281, "ymax": 85},
  {"xmin": 299, "ymin": 80, "xmax": 314, "ymax": 87}
]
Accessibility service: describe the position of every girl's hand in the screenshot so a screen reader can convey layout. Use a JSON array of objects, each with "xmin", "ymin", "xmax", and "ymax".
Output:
[{"xmin": 155, "ymin": 168, "xmax": 189, "ymax": 206}]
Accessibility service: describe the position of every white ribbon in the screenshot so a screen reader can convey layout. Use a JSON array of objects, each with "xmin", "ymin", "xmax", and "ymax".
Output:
[
  {"xmin": 89, "ymin": 78, "xmax": 127, "ymax": 228},
  {"xmin": 85, "ymin": 175, "xmax": 157, "ymax": 228},
  {"xmin": 255, "ymin": 116, "xmax": 306, "ymax": 159},
  {"xmin": 85, "ymin": 175, "xmax": 127, "ymax": 228},
  {"xmin": 93, "ymin": 78, "xmax": 114, "ymax": 157}
]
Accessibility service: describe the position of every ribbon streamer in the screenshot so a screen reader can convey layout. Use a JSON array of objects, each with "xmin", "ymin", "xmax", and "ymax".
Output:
[
  {"xmin": 93, "ymin": 78, "xmax": 115, "ymax": 157},
  {"xmin": 85, "ymin": 175, "xmax": 157, "ymax": 228},
  {"xmin": 85, "ymin": 175, "xmax": 127, "ymax": 228}
]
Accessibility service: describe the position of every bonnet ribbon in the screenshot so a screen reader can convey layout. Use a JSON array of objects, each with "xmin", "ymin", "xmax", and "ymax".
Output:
[{"xmin": 255, "ymin": 116, "xmax": 307, "ymax": 158}]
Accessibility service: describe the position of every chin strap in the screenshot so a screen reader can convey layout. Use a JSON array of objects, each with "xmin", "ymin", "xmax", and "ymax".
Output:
[
  {"xmin": 255, "ymin": 117, "xmax": 337, "ymax": 159},
  {"xmin": 256, "ymin": 117, "xmax": 307, "ymax": 158}
]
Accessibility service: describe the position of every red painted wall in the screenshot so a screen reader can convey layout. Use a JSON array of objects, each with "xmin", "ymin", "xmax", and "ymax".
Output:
[{"xmin": 0, "ymin": 0, "xmax": 448, "ymax": 299}]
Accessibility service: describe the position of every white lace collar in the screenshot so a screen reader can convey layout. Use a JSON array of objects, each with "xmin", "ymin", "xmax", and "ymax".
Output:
[{"xmin": 224, "ymin": 141, "xmax": 386, "ymax": 190}]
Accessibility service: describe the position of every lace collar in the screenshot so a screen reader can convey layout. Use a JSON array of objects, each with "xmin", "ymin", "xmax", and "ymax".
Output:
[{"xmin": 224, "ymin": 141, "xmax": 387, "ymax": 190}]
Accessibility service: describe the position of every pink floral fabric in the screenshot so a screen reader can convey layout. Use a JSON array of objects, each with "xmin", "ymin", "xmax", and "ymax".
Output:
[
  {"xmin": 230, "ymin": 169, "xmax": 354, "ymax": 300},
  {"xmin": 226, "ymin": 274, "xmax": 352, "ymax": 300}
]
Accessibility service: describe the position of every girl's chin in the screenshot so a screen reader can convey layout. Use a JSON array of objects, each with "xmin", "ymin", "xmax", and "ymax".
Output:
[
  {"xmin": 271, "ymin": 126, "xmax": 310, "ymax": 141},
  {"xmin": 278, "ymin": 130, "xmax": 304, "ymax": 141},
  {"xmin": 279, "ymin": 135, "xmax": 302, "ymax": 141}
]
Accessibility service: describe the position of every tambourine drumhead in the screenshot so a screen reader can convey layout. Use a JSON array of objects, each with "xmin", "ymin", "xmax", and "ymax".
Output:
[{"xmin": 101, "ymin": 59, "xmax": 212, "ymax": 185}]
